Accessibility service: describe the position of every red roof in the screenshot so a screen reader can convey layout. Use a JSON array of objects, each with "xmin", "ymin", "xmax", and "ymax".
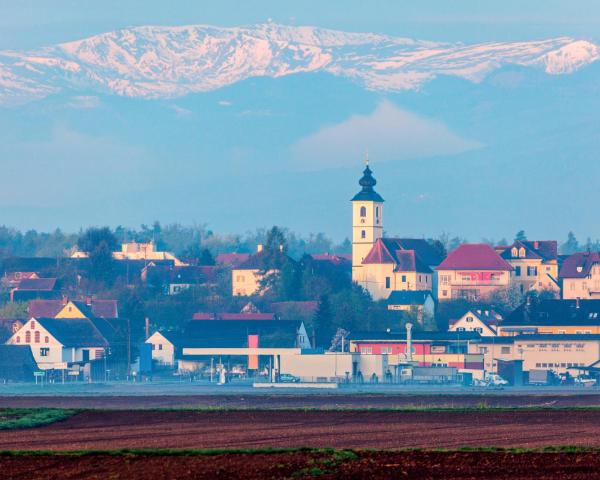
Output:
[
  {"xmin": 310, "ymin": 253, "xmax": 352, "ymax": 265},
  {"xmin": 362, "ymin": 239, "xmax": 433, "ymax": 273},
  {"xmin": 437, "ymin": 244, "xmax": 513, "ymax": 271},
  {"xmin": 560, "ymin": 252, "xmax": 600, "ymax": 278},
  {"xmin": 215, "ymin": 253, "xmax": 250, "ymax": 268}
]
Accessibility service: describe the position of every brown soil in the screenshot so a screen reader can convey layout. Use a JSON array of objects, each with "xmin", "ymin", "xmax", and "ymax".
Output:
[
  {"xmin": 1, "ymin": 410, "xmax": 599, "ymax": 451},
  {"xmin": 2, "ymin": 393, "xmax": 600, "ymax": 409},
  {"xmin": 2, "ymin": 451, "xmax": 600, "ymax": 479}
]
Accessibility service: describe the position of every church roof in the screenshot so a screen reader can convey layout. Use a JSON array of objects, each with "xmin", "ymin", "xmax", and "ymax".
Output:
[
  {"xmin": 351, "ymin": 165, "xmax": 384, "ymax": 202},
  {"xmin": 362, "ymin": 238, "xmax": 441, "ymax": 273}
]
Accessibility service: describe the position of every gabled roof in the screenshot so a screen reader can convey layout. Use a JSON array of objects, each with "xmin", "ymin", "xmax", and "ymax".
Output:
[
  {"xmin": 449, "ymin": 309, "xmax": 502, "ymax": 331},
  {"xmin": 235, "ymin": 250, "xmax": 291, "ymax": 271},
  {"xmin": 387, "ymin": 290, "xmax": 433, "ymax": 306},
  {"xmin": 559, "ymin": 252, "xmax": 600, "ymax": 278},
  {"xmin": 362, "ymin": 238, "xmax": 442, "ymax": 272},
  {"xmin": 28, "ymin": 299, "xmax": 119, "ymax": 319},
  {"xmin": 436, "ymin": 244, "xmax": 513, "ymax": 271},
  {"xmin": 310, "ymin": 253, "xmax": 352, "ymax": 266},
  {"xmin": 504, "ymin": 299, "xmax": 600, "ymax": 327},
  {"xmin": 35, "ymin": 318, "xmax": 108, "ymax": 348},
  {"xmin": 499, "ymin": 240, "xmax": 558, "ymax": 262},
  {"xmin": 15, "ymin": 278, "xmax": 57, "ymax": 291},
  {"xmin": 182, "ymin": 319, "xmax": 304, "ymax": 348}
]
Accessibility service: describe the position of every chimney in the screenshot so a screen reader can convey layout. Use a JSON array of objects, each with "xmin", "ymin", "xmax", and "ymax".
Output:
[
  {"xmin": 534, "ymin": 241, "xmax": 539, "ymax": 249},
  {"xmin": 85, "ymin": 296, "xmax": 92, "ymax": 306},
  {"xmin": 405, "ymin": 323, "xmax": 413, "ymax": 362},
  {"xmin": 257, "ymin": 244, "xmax": 263, "ymax": 253},
  {"xmin": 61, "ymin": 295, "xmax": 68, "ymax": 306}
]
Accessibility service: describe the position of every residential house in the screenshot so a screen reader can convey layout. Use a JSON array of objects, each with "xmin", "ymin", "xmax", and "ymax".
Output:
[
  {"xmin": 496, "ymin": 240, "xmax": 559, "ymax": 294},
  {"xmin": 449, "ymin": 309, "xmax": 503, "ymax": 337},
  {"xmin": 231, "ymin": 246, "xmax": 291, "ymax": 296},
  {"xmin": 29, "ymin": 298, "xmax": 119, "ymax": 319},
  {"xmin": 145, "ymin": 331, "xmax": 181, "ymax": 366},
  {"xmin": 215, "ymin": 253, "xmax": 251, "ymax": 268},
  {"xmin": 387, "ymin": 290, "xmax": 435, "ymax": 326},
  {"xmin": 141, "ymin": 264, "xmax": 215, "ymax": 294},
  {"xmin": 72, "ymin": 241, "xmax": 187, "ymax": 266},
  {"xmin": 10, "ymin": 278, "xmax": 60, "ymax": 302},
  {"xmin": 498, "ymin": 299, "xmax": 600, "ymax": 336},
  {"xmin": 436, "ymin": 244, "xmax": 513, "ymax": 301},
  {"xmin": 560, "ymin": 252, "xmax": 600, "ymax": 300},
  {"xmin": 6, "ymin": 317, "xmax": 110, "ymax": 369},
  {"xmin": 1, "ymin": 272, "xmax": 39, "ymax": 289}
]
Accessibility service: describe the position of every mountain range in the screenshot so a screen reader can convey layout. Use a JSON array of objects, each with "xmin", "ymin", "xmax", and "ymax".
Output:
[
  {"xmin": 1, "ymin": 23, "xmax": 599, "ymax": 241},
  {"xmin": 1, "ymin": 23, "xmax": 599, "ymax": 105}
]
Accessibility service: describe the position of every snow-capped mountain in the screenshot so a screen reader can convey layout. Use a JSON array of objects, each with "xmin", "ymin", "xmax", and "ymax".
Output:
[{"xmin": 0, "ymin": 23, "xmax": 599, "ymax": 105}]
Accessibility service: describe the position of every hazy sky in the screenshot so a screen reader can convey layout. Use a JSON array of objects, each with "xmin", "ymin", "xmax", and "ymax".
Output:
[
  {"xmin": 1, "ymin": 2, "xmax": 600, "ymax": 242},
  {"xmin": 2, "ymin": 1, "xmax": 600, "ymax": 49}
]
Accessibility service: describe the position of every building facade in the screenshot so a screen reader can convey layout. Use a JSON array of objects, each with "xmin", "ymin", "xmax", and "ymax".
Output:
[{"xmin": 560, "ymin": 252, "xmax": 600, "ymax": 300}]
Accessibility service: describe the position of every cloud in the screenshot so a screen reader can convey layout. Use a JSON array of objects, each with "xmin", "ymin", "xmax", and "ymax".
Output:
[
  {"xmin": 289, "ymin": 101, "xmax": 483, "ymax": 170},
  {"xmin": 169, "ymin": 104, "xmax": 193, "ymax": 117},
  {"xmin": 218, "ymin": 100, "xmax": 233, "ymax": 107},
  {"xmin": 66, "ymin": 95, "xmax": 101, "ymax": 109}
]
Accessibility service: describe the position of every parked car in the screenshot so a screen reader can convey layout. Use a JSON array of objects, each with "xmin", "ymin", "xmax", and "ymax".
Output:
[
  {"xmin": 278, "ymin": 373, "xmax": 300, "ymax": 383},
  {"xmin": 575, "ymin": 375, "xmax": 597, "ymax": 387}
]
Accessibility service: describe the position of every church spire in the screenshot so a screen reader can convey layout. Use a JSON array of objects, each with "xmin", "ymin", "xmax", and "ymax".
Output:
[{"xmin": 352, "ymin": 159, "xmax": 384, "ymax": 202}]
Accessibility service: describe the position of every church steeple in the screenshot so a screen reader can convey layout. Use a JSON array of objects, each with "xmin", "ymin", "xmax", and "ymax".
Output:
[
  {"xmin": 352, "ymin": 162, "xmax": 384, "ymax": 203},
  {"xmin": 351, "ymin": 158, "xmax": 384, "ymax": 280}
]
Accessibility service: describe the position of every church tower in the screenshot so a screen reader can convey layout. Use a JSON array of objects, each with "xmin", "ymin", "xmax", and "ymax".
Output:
[{"xmin": 351, "ymin": 160, "xmax": 384, "ymax": 283}]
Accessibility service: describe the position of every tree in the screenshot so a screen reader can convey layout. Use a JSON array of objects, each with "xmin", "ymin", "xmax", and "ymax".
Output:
[
  {"xmin": 561, "ymin": 231, "xmax": 579, "ymax": 255},
  {"xmin": 77, "ymin": 227, "xmax": 119, "ymax": 285},
  {"xmin": 313, "ymin": 294, "xmax": 333, "ymax": 347},
  {"xmin": 427, "ymin": 238, "xmax": 447, "ymax": 259},
  {"xmin": 514, "ymin": 230, "xmax": 527, "ymax": 242}
]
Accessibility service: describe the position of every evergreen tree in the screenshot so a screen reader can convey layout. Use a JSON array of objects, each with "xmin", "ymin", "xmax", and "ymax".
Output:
[
  {"xmin": 561, "ymin": 231, "xmax": 580, "ymax": 254},
  {"xmin": 514, "ymin": 230, "xmax": 527, "ymax": 242},
  {"xmin": 313, "ymin": 294, "xmax": 333, "ymax": 347}
]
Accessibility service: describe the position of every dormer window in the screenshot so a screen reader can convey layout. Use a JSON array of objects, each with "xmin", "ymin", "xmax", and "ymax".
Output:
[
  {"xmin": 360, "ymin": 206, "xmax": 367, "ymax": 218},
  {"xmin": 511, "ymin": 247, "xmax": 518, "ymax": 257},
  {"xmin": 519, "ymin": 247, "xmax": 526, "ymax": 258}
]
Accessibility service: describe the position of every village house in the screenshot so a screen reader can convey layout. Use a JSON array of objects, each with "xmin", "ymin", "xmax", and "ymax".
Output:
[
  {"xmin": 496, "ymin": 240, "xmax": 559, "ymax": 294},
  {"xmin": 141, "ymin": 264, "xmax": 216, "ymax": 295},
  {"xmin": 436, "ymin": 244, "xmax": 513, "ymax": 301},
  {"xmin": 6, "ymin": 317, "xmax": 110, "ymax": 370},
  {"xmin": 560, "ymin": 252, "xmax": 600, "ymax": 300},
  {"xmin": 28, "ymin": 298, "xmax": 119, "ymax": 319},
  {"xmin": 10, "ymin": 277, "xmax": 60, "ymax": 302},
  {"xmin": 1, "ymin": 271, "xmax": 39, "ymax": 289},
  {"xmin": 350, "ymin": 163, "xmax": 443, "ymax": 300},
  {"xmin": 71, "ymin": 241, "xmax": 187, "ymax": 266},
  {"xmin": 231, "ymin": 245, "xmax": 290, "ymax": 296},
  {"xmin": 145, "ymin": 331, "xmax": 181, "ymax": 366},
  {"xmin": 386, "ymin": 291, "xmax": 435, "ymax": 326},
  {"xmin": 448, "ymin": 309, "xmax": 503, "ymax": 337}
]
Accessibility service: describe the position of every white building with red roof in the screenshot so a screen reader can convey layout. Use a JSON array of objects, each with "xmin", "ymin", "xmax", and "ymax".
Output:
[{"xmin": 436, "ymin": 244, "xmax": 513, "ymax": 301}]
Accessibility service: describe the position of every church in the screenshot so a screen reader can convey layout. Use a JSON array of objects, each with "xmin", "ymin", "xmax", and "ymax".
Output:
[{"xmin": 351, "ymin": 162, "xmax": 444, "ymax": 301}]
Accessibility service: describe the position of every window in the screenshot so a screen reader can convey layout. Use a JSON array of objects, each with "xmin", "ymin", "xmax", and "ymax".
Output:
[
  {"xmin": 441, "ymin": 275, "xmax": 450, "ymax": 285},
  {"xmin": 501, "ymin": 346, "xmax": 511, "ymax": 354},
  {"xmin": 401, "ymin": 275, "xmax": 406, "ymax": 283},
  {"xmin": 16, "ymin": 336, "xmax": 20, "ymax": 344},
  {"xmin": 25, "ymin": 331, "xmax": 31, "ymax": 343},
  {"xmin": 158, "ymin": 344, "xmax": 163, "ymax": 351},
  {"xmin": 361, "ymin": 230, "xmax": 366, "ymax": 239},
  {"xmin": 511, "ymin": 247, "xmax": 518, "ymax": 257},
  {"xmin": 385, "ymin": 277, "xmax": 390, "ymax": 289},
  {"xmin": 475, "ymin": 327, "xmax": 483, "ymax": 333},
  {"xmin": 479, "ymin": 347, "xmax": 488, "ymax": 354},
  {"xmin": 30, "ymin": 321, "xmax": 36, "ymax": 329},
  {"xmin": 152, "ymin": 344, "xmax": 156, "ymax": 350},
  {"xmin": 360, "ymin": 206, "xmax": 367, "ymax": 217},
  {"xmin": 40, "ymin": 347, "xmax": 49, "ymax": 357},
  {"xmin": 442, "ymin": 290, "xmax": 448, "ymax": 297},
  {"xmin": 457, "ymin": 327, "xmax": 465, "ymax": 332},
  {"xmin": 515, "ymin": 266, "xmax": 521, "ymax": 277},
  {"xmin": 466, "ymin": 316, "xmax": 473, "ymax": 323},
  {"xmin": 34, "ymin": 331, "xmax": 40, "ymax": 343},
  {"xmin": 519, "ymin": 247, "xmax": 526, "ymax": 258},
  {"xmin": 44, "ymin": 336, "xmax": 49, "ymax": 344},
  {"xmin": 527, "ymin": 266, "xmax": 538, "ymax": 276},
  {"xmin": 375, "ymin": 206, "xmax": 380, "ymax": 223}
]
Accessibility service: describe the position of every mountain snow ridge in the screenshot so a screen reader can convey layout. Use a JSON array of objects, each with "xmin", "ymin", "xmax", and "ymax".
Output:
[{"xmin": 0, "ymin": 23, "xmax": 599, "ymax": 105}]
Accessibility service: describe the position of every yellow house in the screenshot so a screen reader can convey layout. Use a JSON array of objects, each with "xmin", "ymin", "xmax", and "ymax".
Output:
[
  {"xmin": 560, "ymin": 252, "xmax": 600, "ymax": 300},
  {"xmin": 231, "ymin": 245, "xmax": 287, "ymax": 296},
  {"xmin": 496, "ymin": 240, "xmax": 559, "ymax": 294}
]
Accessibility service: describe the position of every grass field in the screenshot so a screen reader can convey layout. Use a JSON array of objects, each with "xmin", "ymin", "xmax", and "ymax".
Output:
[{"xmin": 0, "ymin": 408, "xmax": 75, "ymax": 430}]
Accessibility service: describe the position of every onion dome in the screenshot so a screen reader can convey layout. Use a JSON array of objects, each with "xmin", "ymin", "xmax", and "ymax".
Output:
[{"xmin": 351, "ymin": 164, "xmax": 384, "ymax": 202}]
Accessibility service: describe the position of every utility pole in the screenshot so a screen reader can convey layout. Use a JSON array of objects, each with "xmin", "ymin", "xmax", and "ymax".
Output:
[{"xmin": 127, "ymin": 318, "xmax": 131, "ymax": 380}]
